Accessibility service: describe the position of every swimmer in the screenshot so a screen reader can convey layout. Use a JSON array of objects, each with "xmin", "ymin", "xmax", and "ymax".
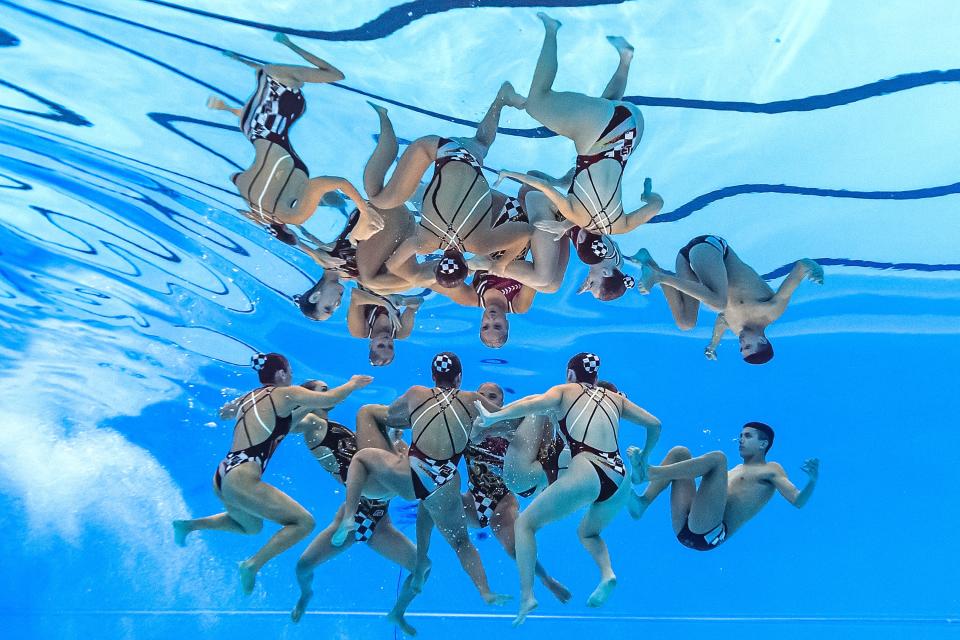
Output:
[
  {"xmin": 460, "ymin": 383, "xmax": 572, "ymax": 602},
  {"xmin": 221, "ymin": 35, "xmax": 382, "ymax": 238},
  {"xmin": 474, "ymin": 353, "xmax": 661, "ymax": 625},
  {"xmin": 291, "ymin": 396, "xmax": 418, "ymax": 624},
  {"xmin": 627, "ymin": 423, "xmax": 819, "ymax": 551},
  {"xmin": 172, "ymin": 354, "xmax": 372, "ymax": 594},
  {"xmin": 369, "ymin": 83, "xmax": 533, "ymax": 289},
  {"xmin": 629, "ymin": 237, "xmax": 824, "ymax": 363},
  {"xmin": 328, "ymin": 353, "xmax": 510, "ymax": 615},
  {"xmin": 496, "ymin": 14, "xmax": 664, "ymax": 236},
  {"xmin": 346, "ymin": 289, "xmax": 424, "ymax": 366}
]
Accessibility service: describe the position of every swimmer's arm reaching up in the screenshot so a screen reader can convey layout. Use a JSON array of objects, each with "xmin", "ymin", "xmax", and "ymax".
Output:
[
  {"xmin": 219, "ymin": 398, "xmax": 241, "ymax": 420},
  {"xmin": 769, "ymin": 459, "xmax": 819, "ymax": 508},
  {"xmin": 474, "ymin": 385, "xmax": 564, "ymax": 428},
  {"xmin": 704, "ymin": 314, "xmax": 729, "ymax": 361},
  {"xmin": 620, "ymin": 186, "xmax": 664, "ymax": 233},
  {"xmin": 281, "ymin": 376, "xmax": 373, "ymax": 412},
  {"xmin": 620, "ymin": 398, "xmax": 662, "ymax": 466},
  {"xmin": 765, "ymin": 259, "xmax": 824, "ymax": 321}
]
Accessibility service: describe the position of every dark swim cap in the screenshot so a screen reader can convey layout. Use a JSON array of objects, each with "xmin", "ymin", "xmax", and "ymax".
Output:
[
  {"xmin": 575, "ymin": 230, "xmax": 607, "ymax": 265},
  {"xmin": 435, "ymin": 248, "xmax": 469, "ymax": 288},
  {"xmin": 252, "ymin": 352, "xmax": 290, "ymax": 384},
  {"xmin": 431, "ymin": 351, "xmax": 462, "ymax": 387},
  {"xmin": 567, "ymin": 352, "xmax": 600, "ymax": 384}
]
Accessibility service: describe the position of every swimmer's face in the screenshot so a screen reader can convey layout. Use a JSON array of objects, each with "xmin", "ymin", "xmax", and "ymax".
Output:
[
  {"xmin": 578, "ymin": 266, "xmax": 614, "ymax": 299},
  {"xmin": 307, "ymin": 281, "xmax": 345, "ymax": 321},
  {"xmin": 477, "ymin": 382, "xmax": 504, "ymax": 409},
  {"xmin": 369, "ymin": 337, "xmax": 395, "ymax": 366},
  {"xmin": 738, "ymin": 427, "xmax": 766, "ymax": 458},
  {"xmin": 480, "ymin": 307, "xmax": 509, "ymax": 348},
  {"xmin": 739, "ymin": 329, "xmax": 769, "ymax": 358}
]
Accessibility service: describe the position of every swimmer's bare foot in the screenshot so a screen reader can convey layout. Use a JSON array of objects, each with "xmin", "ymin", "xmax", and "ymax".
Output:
[
  {"xmin": 291, "ymin": 588, "xmax": 312, "ymax": 623},
  {"xmin": 172, "ymin": 520, "xmax": 191, "ymax": 547},
  {"xmin": 386, "ymin": 608, "xmax": 418, "ymax": 636},
  {"xmin": 586, "ymin": 575, "xmax": 617, "ymax": 607},
  {"xmin": 606, "ymin": 36, "xmax": 634, "ymax": 60},
  {"xmin": 238, "ymin": 559, "xmax": 258, "ymax": 595},
  {"xmin": 537, "ymin": 12, "xmax": 561, "ymax": 32},
  {"xmin": 367, "ymin": 100, "xmax": 388, "ymax": 116},
  {"xmin": 627, "ymin": 490, "xmax": 651, "ymax": 520},
  {"xmin": 498, "ymin": 81, "xmax": 527, "ymax": 109},
  {"xmin": 512, "ymin": 596, "xmax": 538, "ymax": 627},
  {"xmin": 273, "ymin": 32, "xmax": 292, "ymax": 46},
  {"xmin": 481, "ymin": 590, "xmax": 512, "ymax": 606},
  {"xmin": 638, "ymin": 263, "xmax": 658, "ymax": 294},
  {"xmin": 542, "ymin": 575, "xmax": 572, "ymax": 603},
  {"xmin": 626, "ymin": 445, "xmax": 647, "ymax": 485}
]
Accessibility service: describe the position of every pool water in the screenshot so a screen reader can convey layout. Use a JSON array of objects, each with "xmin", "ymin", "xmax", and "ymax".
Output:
[{"xmin": 1, "ymin": 1, "xmax": 958, "ymax": 638}]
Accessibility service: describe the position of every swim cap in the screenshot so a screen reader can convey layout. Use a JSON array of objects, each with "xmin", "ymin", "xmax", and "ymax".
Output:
[
  {"xmin": 431, "ymin": 351, "xmax": 462, "ymax": 387},
  {"xmin": 574, "ymin": 230, "xmax": 607, "ymax": 265},
  {"xmin": 435, "ymin": 248, "xmax": 468, "ymax": 288},
  {"xmin": 567, "ymin": 352, "xmax": 600, "ymax": 384},
  {"xmin": 252, "ymin": 352, "xmax": 290, "ymax": 384}
]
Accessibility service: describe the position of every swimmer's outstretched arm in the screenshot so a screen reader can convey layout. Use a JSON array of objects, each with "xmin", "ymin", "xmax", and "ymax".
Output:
[
  {"xmin": 620, "ymin": 398, "xmax": 662, "ymax": 465},
  {"xmin": 474, "ymin": 386, "xmax": 565, "ymax": 428},
  {"xmin": 497, "ymin": 170, "xmax": 581, "ymax": 227},
  {"xmin": 384, "ymin": 235, "xmax": 438, "ymax": 285},
  {"xmin": 470, "ymin": 221, "xmax": 533, "ymax": 265},
  {"xmin": 704, "ymin": 314, "xmax": 729, "ymax": 360},
  {"xmin": 765, "ymin": 259, "xmax": 824, "ymax": 321},
  {"xmin": 281, "ymin": 375, "xmax": 374, "ymax": 412},
  {"xmin": 429, "ymin": 282, "xmax": 479, "ymax": 308},
  {"xmin": 396, "ymin": 297, "xmax": 424, "ymax": 340},
  {"xmin": 769, "ymin": 459, "xmax": 819, "ymax": 508}
]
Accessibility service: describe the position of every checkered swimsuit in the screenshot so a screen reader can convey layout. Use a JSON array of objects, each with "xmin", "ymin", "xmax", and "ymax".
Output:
[
  {"xmin": 465, "ymin": 436, "xmax": 510, "ymax": 528},
  {"xmin": 240, "ymin": 70, "xmax": 306, "ymax": 146},
  {"xmin": 568, "ymin": 105, "xmax": 639, "ymax": 234},
  {"xmin": 353, "ymin": 497, "xmax": 390, "ymax": 543}
]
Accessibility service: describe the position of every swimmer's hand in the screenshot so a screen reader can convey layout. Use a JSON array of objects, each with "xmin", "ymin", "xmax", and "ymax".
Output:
[
  {"xmin": 533, "ymin": 219, "xmax": 574, "ymax": 241},
  {"xmin": 801, "ymin": 458, "xmax": 820, "ymax": 481},
  {"xmin": 467, "ymin": 255, "xmax": 494, "ymax": 272},
  {"xmin": 310, "ymin": 249, "xmax": 347, "ymax": 270},
  {"xmin": 704, "ymin": 345, "xmax": 718, "ymax": 361},
  {"xmin": 473, "ymin": 400, "xmax": 497, "ymax": 428},
  {"xmin": 348, "ymin": 375, "xmax": 374, "ymax": 389},
  {"xmin": 799, "ymin": 259, "xmax": 824, "ymax": 285}
]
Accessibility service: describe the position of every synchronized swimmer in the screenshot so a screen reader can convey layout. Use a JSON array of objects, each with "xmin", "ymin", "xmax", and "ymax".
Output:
[{"xmin": 177, "ymin": 10, "xmax": 824, "ymax": 633}]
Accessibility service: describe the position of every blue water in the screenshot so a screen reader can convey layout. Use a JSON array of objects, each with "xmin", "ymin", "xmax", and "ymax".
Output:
[{"xmin": 2, "ymin": 1, "xmax": 959, "ymax": 638}]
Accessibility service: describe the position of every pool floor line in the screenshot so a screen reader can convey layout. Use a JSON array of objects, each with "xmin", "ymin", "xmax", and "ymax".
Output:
[{"xmin": 12, "ymin": 611, "xmax": 959, "ymax": 623}]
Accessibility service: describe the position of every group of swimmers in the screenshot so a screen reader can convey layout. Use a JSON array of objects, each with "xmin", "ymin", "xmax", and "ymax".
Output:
[
  {"xmin": 176, "ymin": 12, "xmax": 824, "ymax": 631},
  {"xmin": 208, "ymin": 13, "xmax": 824, "ymax": 365},
  {"xmin": 174, "ymin": 350, "xmax": 819, "ymax": 631}
]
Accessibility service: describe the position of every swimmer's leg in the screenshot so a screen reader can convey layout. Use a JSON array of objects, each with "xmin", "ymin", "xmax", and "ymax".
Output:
[
  {"xmin": 601, "ymin": 36, "xmax": 634, "ymax": 101},
  {"xmin": 512, "ymin": 458, "xmax": 598, "ymax": 626},
  {"xmin": 292, "ymin": 505, "xmax": 354, "ymax": 622},
  {"xmin": 173, "ymin": 505, "xmax": 263, "ymax": 546},
  {"xmin": 491, "ymin": 493, "xmax": 572, "ymax": 603},
  {"xmin": 369, "ymin": 133, "xmax": 442, "ymax": 210},
  {"xmin": 221, "ymin": 480, "xmax": 316, "ymax": 595},
  {"xmin": 503, "ymin": 415, "xmax": 552, "ymax": 495},
  {"xmin": 354, "ymin": 403, "xmax": 394, "ymax": 451},
  {"xmin": 425, "ymin": 478, "xmax": 509, "ymax": 606},
  {"xmin": 579, "ymin": 481, "xmax": 630, "ymax": 608},
  {"xmin": 270, "ymin": 34, "xmax": 344, "ymax": 83},
  {"xmin": 332, "ymin": 449, "xmax": 411, "ymax": 546},
  {"xmin": 524, "ymin": 13, "xmax": 618, "ymax": 154},
  {"xmin": 470, "ymin": 82, "xmax": 527, "ymax": 158},
  {"xmin": 633, "ymin": 249, "xmax": 702, "ymax": 330},
  {"xmin": 628, "ymin": 446, "xmax": 694, "ymax": 525},
  {"xmin": 386, "ymin": 505, "xmax": 433, "ymax": 635},
  {"xmin": 365, "ymin": 102, "xmax": 398, "ymax": 197},
  {"xmin": 648, "ymin": 451, "xmax": 727, "ymax": 535}
]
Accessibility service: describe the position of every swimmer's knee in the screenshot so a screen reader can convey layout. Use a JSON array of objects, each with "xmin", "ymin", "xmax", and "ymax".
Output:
[
  {"xmin": 704, "ymin": 451, "xmax": 727, "ymax": 468},
  {"xmin": 295, "ymin": 555, "xmax": 315, "ymax": 575},
  {"xmin": 669, "ymin": 445, "xmax": 692, "ymax": 460},
  {"xmin": 676, "ymin": 318, "xmax": 696, "ymax": 331}
]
